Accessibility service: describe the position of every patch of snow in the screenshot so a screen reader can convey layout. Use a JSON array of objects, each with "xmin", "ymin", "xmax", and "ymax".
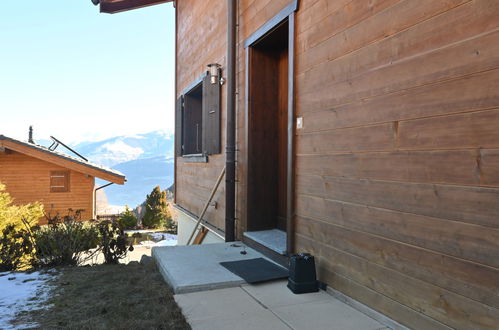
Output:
[
  {"xmin": 0, "ymin": 271, "xmax": 55, "ymax": 329},
  {"xmin": 125, "ymin": 229, "xmax": 154, "ymax": 234},
  {"xmin": 138, "ymin": 239, "xmax": 177, "ymax": 247},
  {"xmin": 153, "ymin": 239, "xmax": 177, "ymax": 247},
  {"xmin": 125, "ymin": 231, "xmax": 177, "ymax": 247},
  {"xmin": 139, "ymin": 240, "xmax": 156, "ymax": 246},
  {"xmin": 149, "ymin": 233, "xmax": 177, "ymax": 241},
  {"xmin": 136, "ymin": 233, "xmax": 177, "ymax": 247}
]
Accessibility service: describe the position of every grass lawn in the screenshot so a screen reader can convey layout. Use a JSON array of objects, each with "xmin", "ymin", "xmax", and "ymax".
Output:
[{"xmin": 24, "ymin": 262, "xmax": 190, "ymax": 330}]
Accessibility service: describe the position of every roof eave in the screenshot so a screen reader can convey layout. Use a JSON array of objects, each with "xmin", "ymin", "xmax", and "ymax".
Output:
[
  {"xmin": 99, "ymin": 0, "xmax": 172, "ymax": 14},
  {"xmin": 0, "ymin": 136, "xmax": 126, "ymax": 185}
]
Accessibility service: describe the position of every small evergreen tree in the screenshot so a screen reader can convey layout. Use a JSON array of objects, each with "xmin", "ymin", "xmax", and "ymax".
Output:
[
  {"xmin": 142, "ymin": 186, "xmax": 172, "ymax": 229},
  {"xmin": 117, "ymin": 206, "xmax": 138, "ymax": 230}
]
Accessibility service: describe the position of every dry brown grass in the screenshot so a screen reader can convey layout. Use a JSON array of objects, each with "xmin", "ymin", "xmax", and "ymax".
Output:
[{"xmin": 25, "ymin": 262, "xmax": 190, "ymax": 330}]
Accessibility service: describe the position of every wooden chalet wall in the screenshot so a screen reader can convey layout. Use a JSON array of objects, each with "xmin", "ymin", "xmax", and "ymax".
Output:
[
  {"xmin": 0, "ymin": 150, "xmax": 95, "ymax": 223},
  {"xmin": 176, "ymin": 0, "xmax": 499, "ymax": 328},
  {"xmin": 290, "ymin": 0, "xmax": 499, "ymax": 329},
  {"xmin": 175, "ymin": 0, "xmax": 227, "ymax": 231}
]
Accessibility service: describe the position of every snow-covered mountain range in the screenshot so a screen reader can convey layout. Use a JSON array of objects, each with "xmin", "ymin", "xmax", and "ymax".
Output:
[
  {"xmin": 80, "ymin": 131, "xmax": 174, "ymax": 208},
  {"xmin": 40, "ymin": 131, "xmax": 175, "ymax": 209},
  {"xmin": 73, "ymin": 130, "xmax": 174, "ymax": 168}
]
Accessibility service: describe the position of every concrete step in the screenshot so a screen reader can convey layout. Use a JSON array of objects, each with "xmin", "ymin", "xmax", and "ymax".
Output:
[
  {"xmin": 152, "ymin": 242, "xmax": 281, "ymax": 294},
  {"xmin": 243, "ymin": 229, "xmax": 287, "ymax": 255}
]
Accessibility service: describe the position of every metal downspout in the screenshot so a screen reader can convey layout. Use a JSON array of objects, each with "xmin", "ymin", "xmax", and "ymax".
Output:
[
  {"xmin": 225, "ymin": 0, "xmax": 237, "ymax": 242},
  {"xmin": 93, "ymin": 182, "xmax": 114, "ymax": 219}
]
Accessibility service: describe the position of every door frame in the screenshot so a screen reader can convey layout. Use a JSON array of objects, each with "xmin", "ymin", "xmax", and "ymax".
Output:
[{"xmin": 244, "ymin": 0, "xmax": 298, "ymax": 255}]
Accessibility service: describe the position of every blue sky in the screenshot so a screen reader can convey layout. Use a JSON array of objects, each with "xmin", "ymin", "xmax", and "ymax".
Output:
[{"xmin": 0, "ymin": 1, "xmax": 175, "ymax": 144}]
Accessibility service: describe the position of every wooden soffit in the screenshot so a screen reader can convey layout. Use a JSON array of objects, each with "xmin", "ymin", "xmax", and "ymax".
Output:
[{"xmin": 99, "ymin": 0, "xmax": 172, "ymax": 14}]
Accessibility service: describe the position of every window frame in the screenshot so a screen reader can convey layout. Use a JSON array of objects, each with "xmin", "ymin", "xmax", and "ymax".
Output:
[{"xmin": 175, "ymin": 71, "xmax": 221, "ymax": 161}]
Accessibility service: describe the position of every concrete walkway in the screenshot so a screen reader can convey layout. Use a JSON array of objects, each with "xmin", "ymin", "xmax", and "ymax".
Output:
[
  {"xmin": 153, "ymin": 242, "xmax": 399, "ymax": 329},
  {"xmin": 174, "ymin": 280, "xmax": 390, "ymax": 330}
]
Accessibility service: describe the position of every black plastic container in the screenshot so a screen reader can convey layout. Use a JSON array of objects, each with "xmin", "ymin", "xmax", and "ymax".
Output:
[{"xmin": 287, "ymin": 253, "xmax": 319, "ymax": 294}]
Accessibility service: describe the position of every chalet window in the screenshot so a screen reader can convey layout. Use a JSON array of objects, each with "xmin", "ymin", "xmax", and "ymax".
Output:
[
  {"xmin": 50, "ymin": 171, "xmax": 70, "ymax": 193},
  {"xmin": 176, "ymin": 73, "xmax": 221, "ymax": 157},
  {"xmin": 183, "ymin": 83, "xmax": 203, "ymax": 155}
]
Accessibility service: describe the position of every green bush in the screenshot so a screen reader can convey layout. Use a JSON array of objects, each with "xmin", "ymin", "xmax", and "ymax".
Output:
[
  {"xmin": 117, "ymin": 206, "xmax": 138, "ymax": 230},
  {"xmin": 32, "ymin": 210, "xmax": 99, "ymax": 268},
  {"xmin": 1, "ymin": 200, "xmax": 133, "ymax": 269},
  {"xmin": 0, "ymin": 224, "xmax": 34, "ymax": 272},
  {"xmin": 97, "ymin": 220, "xmax": 133, "ymax": 264},
  {"xmin": 0, "ymin": 182, "xmax": 44, "ymax": 232},
  {"xmin": 0, "ymin": 182, "xmax": 43, "ymax": 271}
]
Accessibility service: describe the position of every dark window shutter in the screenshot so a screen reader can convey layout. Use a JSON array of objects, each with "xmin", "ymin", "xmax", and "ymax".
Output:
[
  {"xmin": 175, "ymin": 95, "xmax": 184, "ymax": 157},
  {"xmin": 202, "ymin": 74, "xmax": 221, "ymax": 155},
  {"xmin": 50, "ymin": 171, "xmax": 70, "ymax": 193}
]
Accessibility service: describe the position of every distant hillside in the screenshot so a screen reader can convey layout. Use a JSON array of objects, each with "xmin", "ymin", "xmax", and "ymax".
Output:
[
  {"xmin": 99, "ymin": 156, "xmax": 174, "ymax": 207},
  {"xmin": 64, "ymin": 131, "xmax": 175, "ymax": 208}
]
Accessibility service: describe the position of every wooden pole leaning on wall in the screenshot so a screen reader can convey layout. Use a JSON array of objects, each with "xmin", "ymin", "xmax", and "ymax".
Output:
[{"xmin": 186, "ymin": 166, "xmax": 226, "ymax": 245}]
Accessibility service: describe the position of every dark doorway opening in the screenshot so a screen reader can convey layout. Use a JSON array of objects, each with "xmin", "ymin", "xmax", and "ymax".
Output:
[{"xmin": 246, "ymin": 20, "xmax": 289, "ymax": 254}]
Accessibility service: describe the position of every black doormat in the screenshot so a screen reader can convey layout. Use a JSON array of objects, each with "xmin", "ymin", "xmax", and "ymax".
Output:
[{"xmin": 220, "ymin": 258, "xmax": 288, "ymax": 284}]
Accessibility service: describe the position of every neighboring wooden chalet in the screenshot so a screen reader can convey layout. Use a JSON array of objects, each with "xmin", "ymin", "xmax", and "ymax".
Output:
[
  {"xmin": 0, "ymin": 135, "xmax": 126, "ymax": 222},
  {"xmin": 97, "ymin": 0, "xmax": 499, "ymax": 328}
]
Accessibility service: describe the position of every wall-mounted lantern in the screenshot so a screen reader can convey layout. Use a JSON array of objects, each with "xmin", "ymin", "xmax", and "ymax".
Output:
[{"xmin": 208, "ymin": 63, "xmax": 222, "ymax": 85}]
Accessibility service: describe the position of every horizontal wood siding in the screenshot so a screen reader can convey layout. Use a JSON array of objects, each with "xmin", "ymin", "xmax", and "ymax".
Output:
[
  {"xmin": 293, "ymin": 0, "xmax": 499, "ymax": 329},
  {"xmin": 175, "ymin": 0, "xmax": 227, "ymax": 230},
  {"xmin": 0, "ymin": 150, "xmax": 95, "ymax": 223},
  {"xmin": 176, "ymin": 0, "xmax": 499, "ymax": 328}
]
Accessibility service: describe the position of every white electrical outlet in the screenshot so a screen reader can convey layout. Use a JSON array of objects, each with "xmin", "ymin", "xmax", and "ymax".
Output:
[{"xmin": 296, "ymin": 117, "xmax": 303, "ymax": 129}]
